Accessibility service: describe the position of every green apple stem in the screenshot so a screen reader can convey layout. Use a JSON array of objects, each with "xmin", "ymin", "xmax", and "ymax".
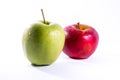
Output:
[
  {"xmin": 41, "ymin": 9, "xmax": 46, "ymax": 24},
  {"xmin": 77, "ymin": 22, "xmax": 81, "ymax": 29}
]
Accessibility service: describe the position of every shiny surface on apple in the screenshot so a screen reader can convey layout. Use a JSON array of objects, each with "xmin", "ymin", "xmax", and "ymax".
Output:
[
  {"xmin": 63, "ymin": 24, "xmax": 99, "ymax": 59},
  {"xmin": 23, "ymin": 21, "xmax": 65, "ymax": 65}
]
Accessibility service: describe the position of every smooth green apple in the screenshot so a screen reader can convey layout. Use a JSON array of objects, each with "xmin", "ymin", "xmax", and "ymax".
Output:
[{"xmin": 22, "ymin": 21, "xmax": 65, "ymax": 66}]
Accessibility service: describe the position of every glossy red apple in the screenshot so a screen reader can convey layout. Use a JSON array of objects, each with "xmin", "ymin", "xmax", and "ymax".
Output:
[{"xmin": 63, "ymin": 23, "xmax": 99, "ymax": 59}]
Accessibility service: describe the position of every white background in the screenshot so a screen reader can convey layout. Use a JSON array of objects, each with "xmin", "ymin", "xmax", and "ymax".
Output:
[{"xmin": 0, "ymin": 0, "xmax": 120, "ymax": 80}]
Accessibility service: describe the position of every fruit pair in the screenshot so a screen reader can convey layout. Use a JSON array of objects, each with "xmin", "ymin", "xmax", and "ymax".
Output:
[{"xmin": 22, "ymin": 9, "xmax": 99, "ymax": 66}]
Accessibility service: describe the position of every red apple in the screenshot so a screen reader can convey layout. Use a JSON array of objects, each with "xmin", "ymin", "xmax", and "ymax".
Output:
[{"xmin": 63, "ymin": 23, "xmax": 99, "ymax": 59}]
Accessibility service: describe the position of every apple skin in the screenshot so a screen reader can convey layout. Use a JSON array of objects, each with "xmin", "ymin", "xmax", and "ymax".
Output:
[
  {"xmin": 63, "ymin": 24, "xmax": 99, "ymax": 59},
  {"xmin": 22, "ymin": 21, "xmax": 65, "ymax": 66}
]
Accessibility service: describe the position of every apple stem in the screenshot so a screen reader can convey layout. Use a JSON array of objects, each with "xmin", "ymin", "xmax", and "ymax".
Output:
[
  {"xmin": 77, "ymin": 22, "xmax": 80, "ymax": 29},
  {"xmin": 41, "ymin": 9, "xmax": 46, "ymax": 24}
]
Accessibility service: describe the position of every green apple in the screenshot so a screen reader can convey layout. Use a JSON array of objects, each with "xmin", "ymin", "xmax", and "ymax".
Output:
[{"xmin": 22, "ymin": 21, "xmax": 65, "ymax": 66}]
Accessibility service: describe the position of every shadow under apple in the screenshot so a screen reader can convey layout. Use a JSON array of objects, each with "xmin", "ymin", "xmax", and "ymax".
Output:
[
  {"xmin": 31, "ymin": 54, "xmax": 110, "ymax": 80},
  {"xmin": 32, "ymin": 58, "xmax": 96, "ymax": 80}
]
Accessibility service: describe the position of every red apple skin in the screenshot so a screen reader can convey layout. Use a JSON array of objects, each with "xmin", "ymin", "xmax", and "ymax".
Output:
[{"xmin": 63, "ymin": 24, "xmax": 99, "ymax": 59}]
